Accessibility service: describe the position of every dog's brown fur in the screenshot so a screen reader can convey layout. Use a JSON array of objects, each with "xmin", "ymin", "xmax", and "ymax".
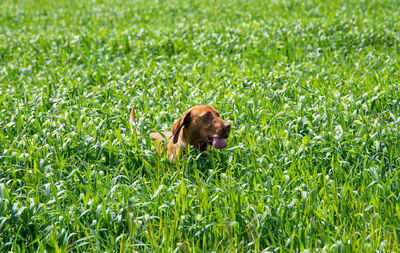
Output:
[{"xmin": 130, "ymin": 105, "xmax": 231, "ymax": 160}]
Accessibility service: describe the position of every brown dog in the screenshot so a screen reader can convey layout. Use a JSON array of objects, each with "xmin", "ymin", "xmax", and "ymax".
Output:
[{"xmin": 130, "ymin": 105, "xmax": 231, "ymax": 160}]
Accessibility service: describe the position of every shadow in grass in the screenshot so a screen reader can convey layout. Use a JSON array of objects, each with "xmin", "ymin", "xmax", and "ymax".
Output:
[{"xmin": 177, "ymin": 148, "xmax": 234, "ymax": 180}]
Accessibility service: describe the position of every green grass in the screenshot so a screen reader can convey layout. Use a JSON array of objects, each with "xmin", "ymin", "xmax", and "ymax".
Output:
[{"xmin": 1, "ymin": 0, "xmax": 400, "ymax": 251}]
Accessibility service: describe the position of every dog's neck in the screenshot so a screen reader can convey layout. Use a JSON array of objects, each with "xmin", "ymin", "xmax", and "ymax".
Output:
[
  {"xmin": 177, "ymin": 136, "xmax": 208, "ymax": 153},
  {"xmin": 177, "ymin": 136, "xmax": 187, "ymax": 151},
  {"xmin": 176, "ymin": 129, "xmax": 207, "ymax": 152},
  {"xmin": 176, "ymin": 128, "xmax": 188, "ymax": 151}
]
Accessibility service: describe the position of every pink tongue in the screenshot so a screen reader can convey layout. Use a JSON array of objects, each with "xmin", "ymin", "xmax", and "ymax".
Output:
[{"xmin": 212, "ymin": 137, "xmax": 227, "ymax": 149}]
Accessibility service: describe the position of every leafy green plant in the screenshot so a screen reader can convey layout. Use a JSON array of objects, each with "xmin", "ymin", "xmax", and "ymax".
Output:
[{"xmin": 1, "ymin": 0, "xmax": 399, "ymax": 251}]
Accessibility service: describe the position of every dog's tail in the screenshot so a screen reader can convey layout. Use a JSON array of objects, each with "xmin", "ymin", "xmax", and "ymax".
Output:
[{"xmin": 130, "ymin": 106, "xmax": 140, "ymax": 134}]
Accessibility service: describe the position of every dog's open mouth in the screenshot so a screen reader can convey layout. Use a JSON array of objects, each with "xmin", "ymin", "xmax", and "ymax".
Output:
[{"xmin": 207, "ymin": 136, "xmax": 228, "ymax": 149}]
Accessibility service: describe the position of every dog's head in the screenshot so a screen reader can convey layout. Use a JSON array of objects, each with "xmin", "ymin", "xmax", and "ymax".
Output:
[{"xmin": 172, "ymin": 105, "xmax": 231, "ymax": 149}]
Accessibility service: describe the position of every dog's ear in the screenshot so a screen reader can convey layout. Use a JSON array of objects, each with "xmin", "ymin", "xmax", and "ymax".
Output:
[{"xmin": 172, "ymin": 111, "xmax": 191, "ymax": 144}]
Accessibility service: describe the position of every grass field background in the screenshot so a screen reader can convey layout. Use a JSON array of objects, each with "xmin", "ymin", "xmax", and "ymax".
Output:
[{"xmin": 1, "ymin": 0, "xmax": 400, "ymax": 251}]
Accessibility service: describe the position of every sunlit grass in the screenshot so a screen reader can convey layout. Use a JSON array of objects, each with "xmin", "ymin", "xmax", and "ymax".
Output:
[{"xmin": 1, "ymin": 0, "xmax": 399, "ymax": 251}]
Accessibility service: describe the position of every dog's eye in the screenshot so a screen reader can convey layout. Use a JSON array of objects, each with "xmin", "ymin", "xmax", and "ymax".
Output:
[{"xmin": 203, "ymin": 113, "xmax": 211, "ymax": 120}]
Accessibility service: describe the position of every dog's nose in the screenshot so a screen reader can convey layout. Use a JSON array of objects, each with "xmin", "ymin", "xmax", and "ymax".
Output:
[{"xmin": 223, "ymin": 122, "xmax": 231, "ymax": 132}]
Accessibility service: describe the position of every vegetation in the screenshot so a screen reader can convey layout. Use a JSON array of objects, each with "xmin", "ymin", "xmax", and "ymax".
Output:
[{"xmin": 1, "ymin": 0, "xmax": 399, "ymax": 251}]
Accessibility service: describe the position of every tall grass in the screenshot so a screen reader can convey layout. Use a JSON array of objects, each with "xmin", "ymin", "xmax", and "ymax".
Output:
[{"xmin": 1, "ymin": 0, "xmax": 399, "ymax": 251}]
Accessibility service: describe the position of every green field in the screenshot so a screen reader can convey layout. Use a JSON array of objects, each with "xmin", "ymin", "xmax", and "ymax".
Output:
[{"xmin": 1, "ymin": 0, "xmax": 400, "ymax": 251}]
